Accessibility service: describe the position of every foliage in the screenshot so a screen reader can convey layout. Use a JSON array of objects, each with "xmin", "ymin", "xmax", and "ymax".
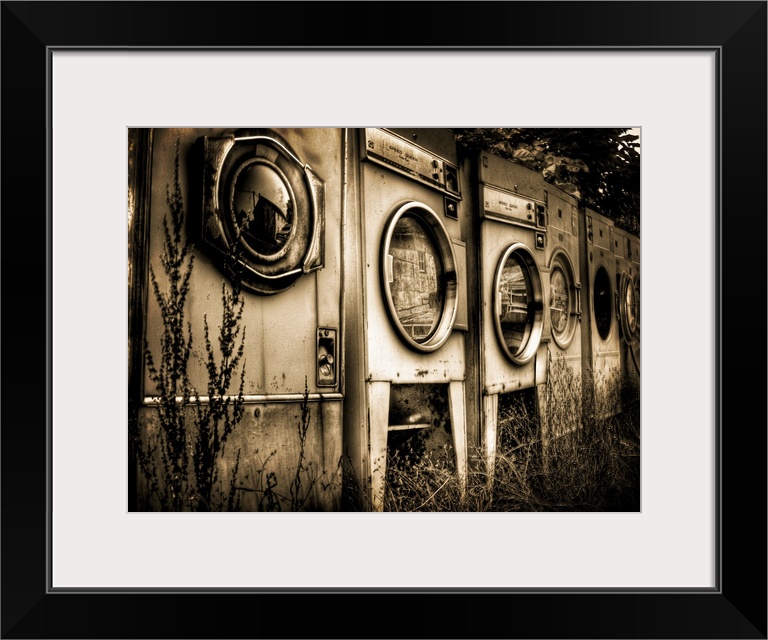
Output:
[
  {"xmin": 235, "ymin": 379, "xmax": 338, "ymax": 512},
  {"xmin": 132, "ymin": 139, "xmax": 246, "ymax": 512},
  {"xmin": 453, "ymin": 128, "xmax": 640, "ymax": 234},
  {"xmin": 135, "ymin": 140, "xmax": 196, "ymax": 511},
  {"xmin": 191, "ymin": 234, "xmax": 247, "ymax": 511},
  {"xmin": 131, "ymin": 141, "xmax": 338, "ymax": 512},
  {"xmin": 288, "ymin": 378, "xmax": 314, "ymax": 511},
  {"xmin": 193, "ymin": 260, "xmax": 245, "ymax": 511},
  {"xmin": 379, "ymin": 362, "xmax": 640, "ymax": 512}
]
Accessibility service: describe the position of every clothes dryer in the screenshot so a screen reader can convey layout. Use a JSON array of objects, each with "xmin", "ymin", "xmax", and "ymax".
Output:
[
  {"xmin": 613, "ymin": 226, "xmax": 641, "ymax": 399},
  {"xmin": 472, "ymin": 153, "xmax": 551, "ymax": 475},
  {"xmin": 540, "ymin": 184, "xmax": 583, "ymax": 446},
  {"xmin": 579, "ymin": 207, "xmax": 622, "ymax": 418},
  {"xmin": 343, "ymin": 128, "xmax": 469, "ymax": 511},
  {"xmin": 130, "ymin": 127, "xmax": 345, "ymax": 511}
]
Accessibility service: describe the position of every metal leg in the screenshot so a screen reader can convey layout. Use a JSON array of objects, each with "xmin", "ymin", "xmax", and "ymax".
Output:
[
  {"xmin": 368, "ymin": 381, "xmax": 391, "ymax": 512},
  {"xmin": 536, "ymin": 382, "xmax": 550, "ymax": 474},
  {"xmin": 320, "ymin": 400, "xmax": 343, "ymax": 511},
  {"xmin": 448, "ymin": 381, "xmax": 467, "ymax": 495},
  {"xmin": 483, "ymin": 393, "xmax": 498, "ymax": 485}
]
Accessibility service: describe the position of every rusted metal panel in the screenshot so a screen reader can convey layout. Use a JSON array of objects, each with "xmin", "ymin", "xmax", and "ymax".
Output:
[
  {"xmin": 134, "ymin": 400, "xmax": 342, "ymax": 512},
  {"xmin": 385, "ymin": 128, "xmax": 460, "ymax": 167},
  {"xmin": 128, "ymin": 128, "xmax": 153, "ymax": 404},
  {"xmin": 142, "ymin": 128, "xmax": 344, "ymax": 398},
  {"xmin": 134, "ymin": 128, "xmax": 345, "ymax": 512},
  {"xmin": 479, "ymin": 221, "xmax": 540, "ymax": 393},
  {"xmin": 360, "ymin": 161, "xmax": 466, "ymax": 382},
  {"xmin": 580, "ymin": 208, "xmax": 622, "ymax": 418},
  {"xmin": 477, "ymin": 151, "xmax": 546, "ymax": 202}
]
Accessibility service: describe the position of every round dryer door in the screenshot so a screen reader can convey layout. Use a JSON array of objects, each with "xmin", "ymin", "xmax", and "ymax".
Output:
[
  {"xmin": 593, "ymin": 265, "xmax": 614, "ymax": 341},
  {"xmin": 619, "ymin": 271, "xmax": 638, "ymax": 342},
  {"xmin": 549, "ymin": 251, "xmax": 579, "ymax": 350},
  {"xmin": 493, "ymin": 243, "xmax": 544, "ymax": 365},
  {"xmin": 201, "ymin": 130, "xmax": 325, "ymax": 295},
  {"xmin": 634, "ymin": 278, "xmax": 640, "ymax": 337},
  {"xmin": 380, "ymin": 203, "xmax": 459, "ymax": 352}
]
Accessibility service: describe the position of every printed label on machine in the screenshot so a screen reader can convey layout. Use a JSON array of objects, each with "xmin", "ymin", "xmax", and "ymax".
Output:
[
  {"xmin": 483, "ymin": 185, "xmax": 538, "ymax": 225},
  {"xmin": 365, "ymin": 129, "xmax": 445, "ymax": 186}
]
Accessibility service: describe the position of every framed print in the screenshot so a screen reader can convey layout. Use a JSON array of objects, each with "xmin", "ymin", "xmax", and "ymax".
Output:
[{"xmin": 2, "ymin": 1, "xmax": 765, "ymax": 638}]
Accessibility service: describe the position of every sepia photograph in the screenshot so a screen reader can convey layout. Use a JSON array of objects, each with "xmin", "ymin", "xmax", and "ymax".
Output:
[
  {"xmin": 0, "ymin": 0, "xmax": 759, "ymax": 632},
  {"xmin": 4, "ymin": 0, "xmax": 761, "ymax": 632},
  {"xmin": 128, "ymin": 127, "xmax": 641, "ymax": 513}
]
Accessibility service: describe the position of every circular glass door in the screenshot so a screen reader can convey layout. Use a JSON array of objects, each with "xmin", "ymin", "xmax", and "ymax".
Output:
[
  {"xmin": 633, "ymin": 277, "xmax": 640, "ymax": 339},
  {"xmin": 619, "ymin": 271, "xmax": 638, "ymax": 341},
  {"xmin": 493, "ymin": 243, "xmax": 544, "ymax": 364},
  {"xmin": 381, "ymin": 203, "xmax": 458, "ymax": 352},
  {"xmin": 593, "ymin": 265, "xmax": 613, "ymax": 341},
  {"xmin": 230, "ymin": 159, "xmax": 297, "ymax": 263},
  {"xmin": 202, "ymin": 130, "xmax": 324, "ymax": 295},
  {"xmin": 549, "ymin": 251, "xmax": 578, "ymax": 349}
]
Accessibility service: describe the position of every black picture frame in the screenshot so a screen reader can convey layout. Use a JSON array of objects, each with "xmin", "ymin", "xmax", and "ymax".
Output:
[{"xmin": 2, "ymin": 2, "xmax": 765, "ymax": 638}]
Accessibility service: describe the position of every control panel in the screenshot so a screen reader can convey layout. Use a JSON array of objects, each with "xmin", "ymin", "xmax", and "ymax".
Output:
[{"xmin": 363, "ymin": 128, "xmax": 461, "ymax": 199}]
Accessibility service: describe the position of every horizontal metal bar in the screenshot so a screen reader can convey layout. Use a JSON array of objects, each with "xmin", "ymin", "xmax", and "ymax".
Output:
[
  {"xmin": 551, "ymin": 354, "xmax": 581, "ymax": 363},
  {"xmin": 142, "ymin": 392, "xmax": 343, "ymax": 406},
  {"xmin": 484, "ymin": 381, "xmax": 522, "ymax": 396},
  {"xmin": 388, "ymin": 423, "xmax": 431, "ymax": 432}
]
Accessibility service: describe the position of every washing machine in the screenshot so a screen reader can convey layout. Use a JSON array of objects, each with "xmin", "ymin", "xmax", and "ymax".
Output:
[
  {"xmin": 130, "ymin": 127, "xmax": 345, "ymax": 511},
  {"xmin": 471, "ymin": 152, "xmax": 551, "ymax": 476},
  {"xmin": 579, "ymin": 207, "xmax": 622, "ymax": 418},
  {"xmin": 540, "ymin": 183, "xmax": 584, "ymax": 445},
  {"xmin": 343, "ymin": 128, "xmax": 469, "ymax": 511},
  {"xmin": 613, "ymin": 226, "xmax": 641, "ymax": 399}
]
